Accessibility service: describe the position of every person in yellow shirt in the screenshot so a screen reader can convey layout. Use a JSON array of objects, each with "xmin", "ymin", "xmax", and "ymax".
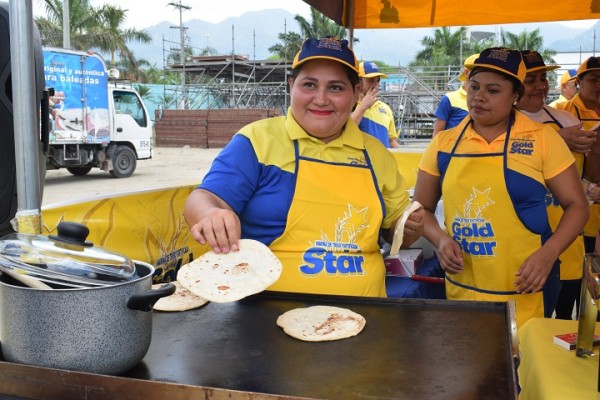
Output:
[
  {"xmin": 549, "ymin": 69, "xmax": 577, "ymax": 109},
  {"xmin": 432, "ymin": 53, "xmax": 479, "ymax": 136},
  {"xmin": 516, "ymin": 50, "xmax": 596, "ymax": 320},
  {"xmin": 351, "ymin": 61, "xmax": 400, "ymax": 148},
  {"xmin": 413, "ymin": 47, "xmax": 589, "ymax": 327},
  {"xmin": 560, "ymin": 57, "xmax": 600, "ymax": 257},
  {"xmin": 184, "ymin": 37, "xmax": 424, "ymax": 297}
]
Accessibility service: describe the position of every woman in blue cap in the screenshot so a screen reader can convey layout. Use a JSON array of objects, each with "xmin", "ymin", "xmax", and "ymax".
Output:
[
  {"xmin": 184, "ymin": 37, "xmax": 423, "ymax": 297},
  {"xmin": 517, "ymin": 50, "xmax": 596, "ymax": 320},
  {"xmin": 413, "ymin": 47, "xmax": 589, "ymax": 327}
]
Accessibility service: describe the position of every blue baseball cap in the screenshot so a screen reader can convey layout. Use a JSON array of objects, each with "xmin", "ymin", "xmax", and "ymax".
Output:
[
  {"xmin": 292, "ymin": 37, "xmax": 359, "ymax": 72},
  {"xmin": 577, "ymin": 57, "xmax": 600, "ymax": 78},
  {"xmin": 465, "ymin": 47, "xmax": 527, "ymax": 83},
  {"xmin": 359, "ymin": 61, "xmax": 388, "ymax": 78},
  {"xmin": 520, "ymin": 50, "xmax": 560, "ymax": 73}
]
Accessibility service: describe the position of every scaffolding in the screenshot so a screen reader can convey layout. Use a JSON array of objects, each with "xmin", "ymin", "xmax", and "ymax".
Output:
[{"xmin": 164, "ymin": 55, "xmax": 559, "ymax": 141}]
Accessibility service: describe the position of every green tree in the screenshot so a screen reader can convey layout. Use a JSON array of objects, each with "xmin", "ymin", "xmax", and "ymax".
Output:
[
  {"xmin": 93, "ymin": 4, "xmax": 151, "ymax": 68},
  {"xmin": 269, "ymin": 7, "xmax": 352, "ymax": 61},
  {"xmin": 295, "ymin": 8, "xmax": 348, "ymax": 40},
  {"xmin": 36, "ymin": 0, "xmax": 99, "ymax": 49},
  {"xmin": 268, "ymin": 32, "xmax": 304, "ymax": 61},
  {"xmin": 132, "ymin": 84, "xmax": 153, "ymax": 102},
  {"xmin": 411, "ymin": 27, "xmax": 472, "ymax": 67},
  {"xmin": 499, "ymin": 28, "xmax": 556, "ymax": 63},
  {"xmin": 409, "ymin": 27, "xmax": 477, "ymax": 89},
  {"xmin": 35, "ymin": 0, "xmax": 151, "ymax": 69},
  {"xmin": 198, "ymin": 46, "xmax": 219, "ymax": 56},
  {"xmin": 115, "ymin": 57, "xmax": 152, "ymax": 82}
]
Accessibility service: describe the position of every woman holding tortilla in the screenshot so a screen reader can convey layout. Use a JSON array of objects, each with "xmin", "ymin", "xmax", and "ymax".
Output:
[
  {"xmin": 184, "ymin": 37, "xmax": 423, "ymax": 297},
  {"xmin": 412, "ymin": 47, "xmax": 589, "ymax": 327}
]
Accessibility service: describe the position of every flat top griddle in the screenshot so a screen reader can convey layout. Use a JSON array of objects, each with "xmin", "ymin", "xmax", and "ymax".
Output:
[{"xmin": 117, "ymin": 291, "xmax": 517, "ymax": 400}]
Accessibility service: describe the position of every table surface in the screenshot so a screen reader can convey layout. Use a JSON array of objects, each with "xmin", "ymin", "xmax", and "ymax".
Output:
[
  {"xmin": 0, "ymin": 293, "xmax": 516, "ymax": 400},
  {"xmin": 518, "ymin": 318, "xmax": 600, "ymax": 400}
]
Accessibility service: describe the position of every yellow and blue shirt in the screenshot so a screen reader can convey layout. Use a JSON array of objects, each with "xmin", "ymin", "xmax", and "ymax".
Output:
[
  {"xmin": 420, "ymin": 111, "xmax": 574, "ymax": 326},
  {"xmin": 356, "ymin": 99, "xmax": 397, "ymax": 148},
  {"xmin": 421, "ymin": 112, "xmax": 573, "ymax": 188},
  {"xmin": 434, "ymin": 87, "xmax": 469, "ymax": 129},
  {"xmin": 199, "ymin": 111, "xmax": 410, "ymax": 246},
  {"xmin": 560, "ymin": 93, "xmax": 600, "ymax": 239},
  {"xmin": 519, "ymin": 105, "xmax": 585, "ymax": 280}
]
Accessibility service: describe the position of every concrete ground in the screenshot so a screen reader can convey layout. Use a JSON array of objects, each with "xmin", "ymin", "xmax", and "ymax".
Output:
[
  {"xmin": 42, "ymin": 141, "xmax": 430, "ymax": 207},
  {"xmin": 42, "ymin": 146, "xmax": 223, "ymax": 206}
]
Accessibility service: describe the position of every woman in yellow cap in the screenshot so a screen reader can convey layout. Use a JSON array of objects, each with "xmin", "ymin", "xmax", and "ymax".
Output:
[
  {"xmin": 413, "ymin": 47, "xmax": 589, "ymax": 327},
  {"xmin": 184, "ymin": 37, "xmax": 424, "ymax": 297},
  {"xmin": 516, "ymin": 50, "xmax": 596, "ymax": 320},
  {"xmin": 560, "ymin": 57, "xmax": 600, "ymax": 263}
]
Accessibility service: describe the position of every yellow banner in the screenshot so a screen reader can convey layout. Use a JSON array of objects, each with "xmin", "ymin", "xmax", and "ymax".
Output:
[
  {"xmin": 304, "ymin": 0, "xmax": 600, "ymax": 28},
  {"xmin": 41, "ymin": 185, "xmax": 208, "ymax": 283}
]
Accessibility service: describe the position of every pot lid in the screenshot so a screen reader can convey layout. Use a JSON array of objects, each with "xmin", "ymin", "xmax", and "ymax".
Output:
[{"xmin": 0, "ymin": 222, "xmax": 136, "ymax": 287}]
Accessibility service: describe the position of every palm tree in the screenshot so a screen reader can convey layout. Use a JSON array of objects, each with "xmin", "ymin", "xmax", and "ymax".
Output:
[
  {"xmin": 409, "ymin": 27, "xmax": 476, "ymax": 89},
  {"xmin": 93, "ymin": 4, "xmax": 151, "ymax": 68},
  {"xmin": 198, "ymin": 46, "xmax": 219, "ymax": 56},
  {"xmin": 36, "ymin": 0, "xmax": 151, "ymax": 69},
  {"xmin": 115, "ymin": 57, "xmax": 152, "ymax": 82},
  {"xmin": 411, "ymin": 27, "xmax": 473, "ymax": 67},
  {"xmin": 499, "ymin": 28, "xmax": 557, "ymax": 63},
  {"xmin": 132, "ymin": 84, "xmax": 153, "ymax": 102},
  {"xmin": 269, "ymin": 7, "xmax": 352, "ymax": 60},
  {"xmin": 268, "ymin": 32, "xmax": 304, "ymax": 61},
  {"xmin": 295, "ymin": 8, "xmax": 348, "ymax": 40},
  {"xmin": 36, "ymin": 0, "xmax": 99, "ymax": 49}
]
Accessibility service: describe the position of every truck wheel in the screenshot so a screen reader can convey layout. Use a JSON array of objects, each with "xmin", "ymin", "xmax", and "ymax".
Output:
[
  {"xmin": 109, "ymin": 145, "xmax": 137, "ymax": 178},
  {"xmin": 67, "ymin": 167, "xmax": 92, "ymax": 176}
]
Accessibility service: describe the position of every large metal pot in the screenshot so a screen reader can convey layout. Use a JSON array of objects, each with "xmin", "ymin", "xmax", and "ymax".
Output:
[
  {"xmin": 0, "ymin": 261, "xmax": 174, "ymax": 375},
  {"xmin": 0, "ymin": 223, "xmax": 175, "ymax": 375}
]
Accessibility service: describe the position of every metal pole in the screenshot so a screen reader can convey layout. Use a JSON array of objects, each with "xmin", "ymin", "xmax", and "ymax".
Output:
[
  {"xmin": 9, "ymin": 0, "xmax": 42, "ymax": 234},
  {"xmin": 62, "ymin": 0, "xmax": 70, "ymax": 48},
  {"xmin": 168, "ymin": 1, "xmax": 190, "ymax": 109},
  {"xmin": 231, "ymin": 24, "xmax": 235, "ymax": 108},
  {"xmin": 284, "ymin": 18, "xmax": 288, "ymax": 111},
  {"xmin": 179, "ymin": 6, "xmax": 186, "ymax": 108}
]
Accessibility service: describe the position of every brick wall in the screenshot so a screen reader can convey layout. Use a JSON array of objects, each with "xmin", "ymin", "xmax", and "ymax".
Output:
[{"xmin": 154, "ymin": 108, "xmax": 281, "ymax": 148}]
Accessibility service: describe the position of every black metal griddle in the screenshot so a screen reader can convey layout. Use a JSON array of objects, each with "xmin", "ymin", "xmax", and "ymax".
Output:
[{"xmin": 0, "ymin": 291, "xmax": 517, "ymax": 400}]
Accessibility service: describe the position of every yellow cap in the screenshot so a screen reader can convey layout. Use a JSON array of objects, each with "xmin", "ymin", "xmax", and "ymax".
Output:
[
  {"xmin": 458, "ymin": 54, "xmax": 479, "ymax": 82},
  {"xmin": 559, "ymin": 69, "xmax": 577, "ymax": 85},
  {"xmin": 359, "ymin": 61, "xmax": 388, "ymax": 78}
]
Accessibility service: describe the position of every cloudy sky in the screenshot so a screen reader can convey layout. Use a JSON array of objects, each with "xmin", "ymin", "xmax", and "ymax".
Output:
[{"xmin": 33, "ymin": 0, "xmax": 312, "ymax": 27}]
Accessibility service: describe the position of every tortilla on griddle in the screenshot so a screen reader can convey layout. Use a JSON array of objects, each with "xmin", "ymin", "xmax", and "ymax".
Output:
[
  {"xmin": 152, "ymin": 281, "xmax": 209, "ymax": 312},
  {"xmin": 177, "ymin": 239, "xmax": 282, "ymax": 303},
  {"xmin": 277, "ymin": 306, "xmax": 366, "ymax": 342}
]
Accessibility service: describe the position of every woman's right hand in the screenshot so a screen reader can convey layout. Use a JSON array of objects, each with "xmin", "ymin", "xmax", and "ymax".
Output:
[
  {"xmin": 436, "ymin": 235, "xmax": 463, "ymax": 274},
  {"xmin": 189, "ymin": 208, "xmax": 241, "ymax": 254},
  {"xmin": 558, "ymin": 124, "xmax": 596, "ymax": 153}
]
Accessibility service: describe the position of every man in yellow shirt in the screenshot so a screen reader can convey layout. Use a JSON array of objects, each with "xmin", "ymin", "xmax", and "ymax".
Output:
[{"xmin": 549, "ymin": 69, "xmax": 577, "ymax": 109}]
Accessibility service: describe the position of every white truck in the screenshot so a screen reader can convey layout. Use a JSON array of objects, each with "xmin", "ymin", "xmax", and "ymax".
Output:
[{"xmin": 43, "ymin": 47, "xmax": 152, "ymax": 178}]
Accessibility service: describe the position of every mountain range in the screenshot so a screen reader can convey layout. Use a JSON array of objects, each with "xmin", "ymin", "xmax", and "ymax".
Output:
[{"xmin": 127, "ymin": 9, "xmax": 598, "ymax": 68}]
